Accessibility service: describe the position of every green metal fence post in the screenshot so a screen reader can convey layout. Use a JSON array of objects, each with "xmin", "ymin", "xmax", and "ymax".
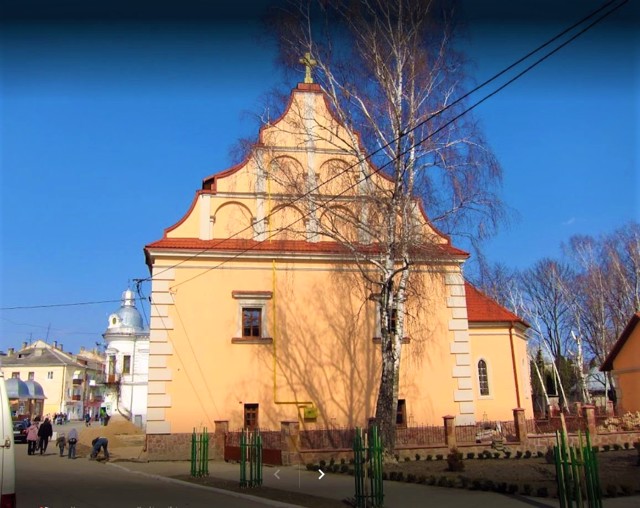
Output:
[
  {"xmin": 190, "ymin": 428, "xmax": 197, "ymax": 477},
  {"xmin": 240, "ymin": 429, "xmax": 247, "ymax": 487}
]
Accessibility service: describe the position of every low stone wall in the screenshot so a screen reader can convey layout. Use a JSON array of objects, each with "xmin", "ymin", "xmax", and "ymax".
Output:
[{"xmin": 145, "ymin": 432, "xmax": 219, "ymax": 461}]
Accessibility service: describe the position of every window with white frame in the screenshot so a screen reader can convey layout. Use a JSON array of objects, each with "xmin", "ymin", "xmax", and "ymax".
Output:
[
  {"xmin": 232, "ymin": 291, "xmax": 273, "ymax": 342},
  {"xmin": 478, "ymin": 359, "xmax": 490, "ymax": 396}
]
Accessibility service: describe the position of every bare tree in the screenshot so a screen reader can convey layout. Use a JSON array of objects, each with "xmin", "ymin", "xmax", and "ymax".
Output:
[{"xmin": 267, "ymin": 0, "xmax": 504, "ymax": 452}]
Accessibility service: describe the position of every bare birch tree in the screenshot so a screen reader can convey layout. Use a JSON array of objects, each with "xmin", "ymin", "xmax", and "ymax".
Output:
[{"xmin": 267, "ymin": 0, "xmax": 504, "ymax": 452}]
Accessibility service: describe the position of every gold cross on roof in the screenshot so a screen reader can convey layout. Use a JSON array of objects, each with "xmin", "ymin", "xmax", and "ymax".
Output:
[{"xmin": 299, "ymin": 52, "xmax": 317, "ymax": 84}]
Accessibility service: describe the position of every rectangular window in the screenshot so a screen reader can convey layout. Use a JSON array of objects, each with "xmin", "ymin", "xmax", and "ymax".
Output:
[
  {"xmin": 242, "ymin": 308, "xmax": 262, "ymax": 338},
  {"xmin": 396, "ymin": 399, "xmax": 407, "ymax": 427},
  {"xmin": 108, "ymin": 356, "xmax": 115, "ymax": 376},
  {"xmin": 28, "ymin": 372, "xmax": 35, "ymax": 380},
  {"xmin": 11, "ymin": 372, "xmax": 20, "ymax": 379},
  {"xmin": 244, "ymin": 403, "xmax": 259, "ymax": 430},
  {"xmin": 47, "ymin": 371, "xmax": 53, "ymax": 379},
  {"xmin": 123, "ymin": 355, "xmax": 131, "ymax": 375},
  {"xmin": 388, "ymin": 308, "xmax": 398, "ymax": 335}
]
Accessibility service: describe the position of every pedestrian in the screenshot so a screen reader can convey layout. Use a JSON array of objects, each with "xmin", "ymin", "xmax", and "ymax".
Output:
[
  {"xmin": 56, "ymin": 432, "xmax": 66, "ymax": 457},
  {"xmin": 90, "ymin": 437, "xmax": 109, "ymax": 461},
  {"xmin": 84, "ymin": 412, "xmax": 91, "ymax": 427},
  {"xmin": 67, "ymin": 427, "xmax": 79, "ymax": 459},
  {"xmin": 37, "ymin": 417, "xmax": 53, "ymax": 454},
  {"xmin": 26, "ymin": 420, "xmax": 39, "ymax": 455}
]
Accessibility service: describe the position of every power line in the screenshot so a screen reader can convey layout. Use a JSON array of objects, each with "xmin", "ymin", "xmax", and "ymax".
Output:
[
  {"xmin": 144, "ymin": 0, "xmax": 627, "ymax": 286},
  {"xmin": 0, "ymin": 299, "xmax": 121, "ymax": 311},
  {"xmin": 168, "ymin": 0, "xmax": 629, "ymax": 290}
]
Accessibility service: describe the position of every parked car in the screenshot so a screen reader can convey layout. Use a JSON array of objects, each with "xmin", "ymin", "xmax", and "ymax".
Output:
[{"xmin": 13, "ymin": 421, "xmax": 27, "ymax": 444}]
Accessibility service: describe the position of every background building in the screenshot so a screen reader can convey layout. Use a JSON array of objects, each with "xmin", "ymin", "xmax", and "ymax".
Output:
[{"xmin": 103, "ymin": 288, "xmax": 150, "ymax": 427}]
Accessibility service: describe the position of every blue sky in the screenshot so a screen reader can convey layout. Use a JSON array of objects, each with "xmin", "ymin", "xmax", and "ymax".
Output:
[{"xmin": 1, "ymin": 1, "xmax": 638, "ymax": 354}]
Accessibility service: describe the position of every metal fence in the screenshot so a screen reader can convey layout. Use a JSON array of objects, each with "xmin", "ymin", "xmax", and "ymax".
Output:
[
  {"xmin": 396, "ymin": 425, "xmax": 445, "ymax": 446},
  {"xmin": 299, "ymin": 427, "xmax": 356, "ymax": 450},
  {"xmin": 227, "ymin": 429, "xmax": 282, "ymax": 450}
]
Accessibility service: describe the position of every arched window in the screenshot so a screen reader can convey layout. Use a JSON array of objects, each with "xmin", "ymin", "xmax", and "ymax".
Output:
[{"xmin": 478, "ymin": 359, "xmax": 490, "ymax": 396}]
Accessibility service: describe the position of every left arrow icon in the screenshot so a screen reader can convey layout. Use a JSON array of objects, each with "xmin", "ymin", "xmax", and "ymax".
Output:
[
  {"xmin": 274, "ymin": 469, "xmax": 281, "ymax": 480},
  {"xmin": 318, "ymin": 469, "xmax": 325, "ymax": 480}
]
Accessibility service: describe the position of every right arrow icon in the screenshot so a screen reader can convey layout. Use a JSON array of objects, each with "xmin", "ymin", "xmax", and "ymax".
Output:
[{"xmin": 318, "ymin": 469, "xmax": 325, "ymax": 480}]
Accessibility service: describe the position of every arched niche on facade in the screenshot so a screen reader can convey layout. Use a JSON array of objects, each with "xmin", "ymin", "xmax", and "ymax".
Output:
[
  {"xmin": 317, "ymin": 158, "xmax": 358, "ymax": 197},
  {"xmin": 267, "ymin": 156, "xmax": 306, "ymax": 195},
  {"xmin": 268, "ymin": 203, "xmax": 307, "ymax": 240},
  {"xmin": 318, "ymin": 205, "xmax": 359, "ymax": 243},
  {"xmin": 213, "ymin": 201, "xmax": 254, "ymax": 239}
]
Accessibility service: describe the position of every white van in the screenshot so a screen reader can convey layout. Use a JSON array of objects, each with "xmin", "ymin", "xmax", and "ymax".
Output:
[{"xmin": 0, "ymin": 369, "xmax": 17, "ymax": 508}]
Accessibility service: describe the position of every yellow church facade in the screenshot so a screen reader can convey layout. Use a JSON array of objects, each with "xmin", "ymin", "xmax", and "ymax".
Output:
[{"xmin": 143, "ymin": 81, "xmax": 532, "ymax": 447}]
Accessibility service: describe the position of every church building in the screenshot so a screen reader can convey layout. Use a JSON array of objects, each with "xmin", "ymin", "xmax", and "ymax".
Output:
[{"xmin": 143, "ymin": 74, "xmax": 532, "ymax": 453}]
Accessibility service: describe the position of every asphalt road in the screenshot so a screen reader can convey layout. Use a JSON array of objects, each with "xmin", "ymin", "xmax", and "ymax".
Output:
[{"xmin": 14, "ymin": 441, "xmax": 299, "ymax": 508}]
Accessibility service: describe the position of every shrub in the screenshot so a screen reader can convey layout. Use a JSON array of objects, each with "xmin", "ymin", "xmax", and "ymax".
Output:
[
  {"xmin": 340, "ymin": 464, "xmax": 349, "ymax": 473},
  {"xmin": 592, "ymin": 446, "xmax": 599, "ymax": 454},
  {"xmin": 394, "ymin": 454, "xmax": 400, "ymax": 461},
  {"xmin": 426, "ymin": 454, "xmax": 433, "ymax": 461},
  {"xmin": 493, "ymin": 452, "xmax": 500, "ymax": 459},
  {"xmin": 319, "ymin": 459, "xmax": 326, "ymax": 468},
  {"xmin": 620, "ymin": 485, "xmax": 633, "ymax": 496},
  {"xmin": 507, "ymin": 484, "xmax": 518, "ymax": 494},
  {"xmin": 524, "ymin": 450, "xmax": 532, "ymax": 459},
  {"xmin": 613, "ymin": 443, "xmax": 621, "ymax": 451},
  {"xmin": 537, "ymin": 451, "xmax": 544, "ymax": 458},
  {"xmin": 306, "ymin": 463, "xmax": 318, "ymax": 471},
  {"xmin": 523, "ymin": 484, "xmax": 532, "ymax": 496},
  {"xmin": 470, "ymin": 479, "xmax": 482, "ymax": 490},
  {"xmin": 406, "ymin": 473, "xmax": 416, "ymax": 483},
  {"xmin": 536, "ymin": 487, "xmax": 549, "ymax": 497},
  {"xmin": 466, "ymin": 452, "xmax": 475, "ymax": 460},
  {"xmin": 624, "ymin": 442, "xmax": 630, "ymax": 450},
  {"xmin": 544, "ymin": 447, "xmax": 555, "ymax": 464},
  {"xmin": 605, "ymin": 484, "xmax": 617, "ymax": 497},
  {"xmin": 603, "ymin": 444, "xmax": 611, "ymax": 452},
  {"xmin": 436, "ymin": 454, "xmax": 444, "ymax": 460},
  {"xmin": 381, "ymin": 472, "xmax": 388, "ymax": 481},
  {"xmin": 515, "ymin": 450, "xmax": 523, "ymax": 459},
  {"xmin": 446, "ymin": 448, "xmax": 465, "ymax": 472},
  {"xmin": 404, "ymin": 456, "xmax": 411, "ymax": 462},
  {"xmin": 349, "ymin": 458, "xmax": 355, "ymax": 465},
  {"xmin": 458, "ymin": 476, "xmax": 470, "ymax": 488},
  {"xmin": 503, "ymin": 450, "xmax": 511, "ymax": 459},
  {"xmin": 348, "ymin": 468, "xmax": 355, "ymax": 476},
  {"xmin": 396, "ymin": 472, "xmax": 404, "ymax": 482},
  {"xmin": 482, "ymin": 480, "xmax": 495, "ymax": 492},
  {"xmin": 446, "ymin": 478, "xmax": 455, "ymax": 488},
  {"xmin": 417, "ymin": 475, "xmax": 427, "ymax": 484},
  {"xmin": 389, "ymin": 471, "xmax": 398, "ymax": 481},
  {"xmin": 427, "ymin": 475, "xmax": 436, "ymax": 485},
  {"xmin": 437, "ymin": 476, "xmax": 448, "ymax": 487},
  {"xmin": 340, "ymin": 458, "xmax": 346, "ymax": 465},
  {"xmin": 415, "ymin": 453, "xmax": 421, "ymax": 461},
  {"xmin": 331, "ymin": 464, "xmax": 339, "ymax": 473},
  {"xmin": 497, "ymin": 482, "xmax": 507, "ymax": 493},
  {"xmin": 329, "ymin": 458, "xmax": 335, "ymax": 466},
  {"xmin": 483, "ymin": 450, "xmax": 492, "ymax": 459}
]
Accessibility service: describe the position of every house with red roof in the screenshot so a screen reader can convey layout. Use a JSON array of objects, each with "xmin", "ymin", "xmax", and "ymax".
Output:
[
  {"xmin": 601, "ymin": 313, "xmax": 640, "ymax": 413},
  {"xmin": 142, "ymin": 77, "xmax": 533, "ymax": 458}
]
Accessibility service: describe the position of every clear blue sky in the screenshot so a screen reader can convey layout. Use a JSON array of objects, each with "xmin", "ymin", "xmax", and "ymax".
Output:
[{"xmin": 1, "ymin": 1, "xmax": 638, "ymax": 354}]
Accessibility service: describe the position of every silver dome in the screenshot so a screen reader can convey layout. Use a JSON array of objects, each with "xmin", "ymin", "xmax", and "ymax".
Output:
[
  {"xmin": 5, "ymin": 378, "xmax": 30, "ymax": 399},
  {"xmin": 104, "ymin": 287, "xmax": 147, "ymax": 336}
]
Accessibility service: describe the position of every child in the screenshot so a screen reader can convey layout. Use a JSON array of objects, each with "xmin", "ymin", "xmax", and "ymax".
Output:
[{"xmin": 56, "ymin": 432, "xmax": 66, "ymax": 457}]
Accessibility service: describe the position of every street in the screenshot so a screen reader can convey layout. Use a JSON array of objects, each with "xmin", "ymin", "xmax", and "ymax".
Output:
[{"xmin": 14, "ymin": 431, "xmax": 299, "ymax": 508}]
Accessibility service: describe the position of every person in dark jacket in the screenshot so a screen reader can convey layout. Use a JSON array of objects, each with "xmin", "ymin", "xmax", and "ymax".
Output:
[{"xmin": 37, "ymin": 417, "xmax": 53, "ymax": 454}]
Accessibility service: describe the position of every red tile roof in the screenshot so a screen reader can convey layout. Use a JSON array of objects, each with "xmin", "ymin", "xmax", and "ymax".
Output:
[
  {"xmin": 145, "ymin": 237, "xmax": 468, "ymax": 257},
  {"xmin": 601, "ymin": 312, "xmax": 640, "ymax": 371},
  {"xmin": 465, "ymin": 282, "xmax": 528, "ymax": 326}
]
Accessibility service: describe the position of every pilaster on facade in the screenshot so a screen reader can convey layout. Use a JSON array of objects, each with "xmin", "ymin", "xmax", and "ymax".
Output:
[
  {"xmin": 147, "ymin": 266, "xmax": 175, "ymax": 435},
  {"xmin": 445, "ymin": 271, "xmax": 476, "ymax": 424}
]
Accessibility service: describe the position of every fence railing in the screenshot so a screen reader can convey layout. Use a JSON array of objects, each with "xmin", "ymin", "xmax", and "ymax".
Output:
[
  {"xmin": 227, "ymin": 429, "xmax": 282, "ymax": 450},
  {"xmin": 396, "ymin": 425, "xmax": 445, "ymax": 446},
  {"xmin": 299, "ymin": 427, "xmax": 356, "ymax": 450}
]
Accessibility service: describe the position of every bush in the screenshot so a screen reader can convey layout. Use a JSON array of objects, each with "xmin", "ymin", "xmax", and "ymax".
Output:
[
  {"xmin": 507, "ymin": 484, "xmax": 518, "ymax": 494},
  {"xmin": 482, "ymin": 480, "xmax": 495, "ymax": 492},
  {"xmin": 396, "ymin": 472, "xmax": 404, "ymax": 482},
  {"xmin": 523, "ymin": 484, "xmax": 532, "ymax": 496},
  {"xmin": 348, "ymin": 468, "xmax": 355, "ymax": 476},
  {"xmin": 482, "ymin": 450, "xmax": 492, "ymax": 459},
  {"xmin": 624, "ymin": 442, "xmax": 630, "ymax": 450},
  {"xmin": 620, "ymin": 485, "xmax": 633, "ymax": 496},
  {"xmin": 524, "ymin": 450, "xmax": 532, "ymax": 459},
  {"xmin": 340, "ymin": 458, "xmax": 346, "ymax": 465},
  {"xmin": 415, "ymin": 453, "xmax": 421, "ymax": 461},
  {"xmin": 446, "ymin": 478, "xmax": 455, "ymax": 488},
  {"xmin": 406, "ymin": 473, "xmax": 416, "ymax": 483},
  {"xmin": 381, "ymin": 472, "xmax": 388, "ymax": 481},
  {"xmin": 544, "ymin": 447, "xmax": 555, "ymax": 464},
  {"xmin": 466, "ymin": 452, "xmax": 475, "ymax": 459},
  {"xmin": 470, "ymin": 479, "xmax": 482, "ymax": 490},
  {"xmin": 603, "ymin": 444, "xmax": 611, "ymax": 452},
  {"xmin": 515, "ymin": 450, "xmax": 523, "ymax": 459},
  {"xmin": 340, "ymin": 464, "xmax": 349, "ymax": 474},
  {"xmin": 417, "ymin": 475, "xmax": 427, "ymax": 484},
  {"xmin": 493, "ymin": 452, "xmax": 500, "ymax": 459},
  {"xmin": 503, "ymin": 450, "xmax": 511, "ymax": 459},
  {"xmin": 394, "ymin": 453, "xmax": 400, "ymax": 461},
  {"xmin": 306, "ymin": 463, "xmax": 319, "ymax": 471},
  {"xmin": 537, "ymin": 451, "xmax": 544, "ymax": 458},
  {"xmin": 389, "ymin": 471, "xmax": 398, "ymax": 481},
  {"xmin": 436, "ymin": 454, "xmax": 444, "ymax": 460},
  {"xmin": 404, "ymin": 456, "xmax": 410, "ymax": 462},
  {"xmin": 437, "ymin": 476, "xmax": 448, "ymax": 487},
  {"xmin": 613, "ymin": 443, "xmax": 621, "ymax": 451},
  {"xmin": 427, "ymin": 475, "xmax": 436, "ymax": 486},
  {"xmin": 426, "ymin": 454, "xmax": 433, "ymax": 461},
  {"xmin": 497, "ymin": 482, "xmax": 507, "ymax": 493},
  {"xmin": 319, "ymin": 459, "xmax": 326, "ymax": 468},
  {"xmin": 592, "ymin": 446, "xmax": 599, "ymax": 454},
  {"xmin": 329, "ymin": 458, "xmax": 335, "ymax": 466},
  {"xmin": 458, "ymin": 475, "xmax": 470, "ymax": 488},
  {"xmin": 605, "ymin": 484, "xmax": 617, "ymax": 497},
  {"xmin": 536, "ymin": 487, "xmax": 549, "ymax": 497},
  {"xmin": 446, "ymin": 448, "xmax": 465, "ymax": 472}
]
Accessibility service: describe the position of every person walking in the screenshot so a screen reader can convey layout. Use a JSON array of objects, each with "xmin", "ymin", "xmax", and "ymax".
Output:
[
  {"xmin": 37, "ymin": 417, "xmax": 53, "ymax": 454},
  {"xmin": 26, "ymin": 419, "xmax": 39, "ymax": 455},
  {"xmin": 56, "ymin": 432, "xmax": 66, "ymax": 457},
  {"xmin": 84, "ymin": 412, "xmax": 91, "ymax": 427},
  {"xmin": 67, "ymin": 427, "xmax": 79, "ymax": 459},
  {"xmin": 90, "ymin": 437, "xmax": 109, "ymax": 461}
]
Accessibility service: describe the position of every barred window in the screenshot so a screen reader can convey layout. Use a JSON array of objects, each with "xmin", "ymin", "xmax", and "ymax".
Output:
[{"xmin": 478, "ymin": 359, "xmax": 490, "ymax": 396}]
